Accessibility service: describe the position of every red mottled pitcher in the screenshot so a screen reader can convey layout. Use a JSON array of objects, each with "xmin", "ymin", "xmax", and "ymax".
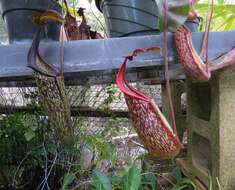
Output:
[{"xmin": 116, "ymin": 48, "xmax": 183, "ymax": 159}]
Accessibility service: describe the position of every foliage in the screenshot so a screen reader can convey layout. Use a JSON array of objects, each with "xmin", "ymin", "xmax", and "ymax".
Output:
[
  {"xmin": 91, "ymin": 165, "xmax": 146, "ymax": 190},
  {"xmin": 1, "ymin": 0, "xmax": 223, "ymax": 189},
  {"xmin": 155, "ymin": 0, "xmax": 235, "ymax": 32},
  {"xmin": 123, "ymin": 165, "xmax": 141, "ymax": 190},
  {"xmin": 156, "ymin": 0, "xmax": 190, "ymax": 32},
  {"xmin": 171, "ymin": 167, "xmax": 196, "ymax": 190},
  {"xmin": 81, "ymin": 131, "xmax": 117, "ymax": 162},
  {"xmin": 195, "ymin": 0, "xmax": 235, "ymax": 31},
  {"xmin": 90, "ymin": 165, "xmax": 196, "ymax": 190},
  {"xmin": 0, "ymin": 112, "xmax": 49, "ymax": 187},
  {"xmin": 0, "ymin": 112, "xmax": 47, "ymax": 166},
  {"xmin": 60, "ymin": 174, "xmax": 76, "ymax": 190},
  {"xmin": 99, "ymin": 84, "xmax": 119, "ymax": 110},
  {"xmin": 92, "ymin": 171, "xmax": 112, "ymax": 190}
]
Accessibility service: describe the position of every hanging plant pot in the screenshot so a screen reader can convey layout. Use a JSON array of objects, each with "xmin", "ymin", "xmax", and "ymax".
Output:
[
  {"xmin": 185, "ymin": 17, "xmax": 201, "ymax": 32},
  {"xmin": 0, "ymin": 0, "xmax": 62, "ymax": 43},
  {"xmin": 96, "ymin": 0, "xmax": 159, "ymax": 37}
]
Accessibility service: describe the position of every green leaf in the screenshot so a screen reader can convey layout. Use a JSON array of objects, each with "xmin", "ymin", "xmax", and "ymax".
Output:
[
  {"xmin": 123, "ymin": 165, "xmax": 141, "ymax": 190},
  {"xmin": 196, "ymin": 4, "xmax": 235, "ymax": 15},
  {"xmin": 30, "ymin": 125, "xmax": 38, "ymax": 131},
  {"xmin": 216, "ymin": 14, "xmax": 235, "ymax": 30},
  {"xmin": 88, "ymin": 0, "xmax": 93, "ymax": 3},
  {"xmin": 92, "ymin": 171, "xmax": 112, "ymax": 190},
  {"xmin": 180, "ymin": 178, "xmax": 196, "ymax": 187},
  {"xmin": 141, "ymin": 173, "xmax": 157, "ymax": 190},
  {"xmin": 217, "ymin": 0, "xmax": 224, "ymax": 5},
  {"xmin": 109, "ymin": 175, "xmax": 123, "ymax": 183},
  {"xmin": 59, "ymin": 2, "xmax": 80, "ymax": 17},
  {"xmin": 24, "ymin": 130, "xmax": 35, "ymax": 141},
  {"xmin": 172, "ymin": 167, "xmax": 182, "ymax": 182},
  {"xmin": 225, "ymin": 15, "xmax": 235, "ymax": 30},
  {"xmin": 212, "ymin": 10, "xmax": 229, "ymax": 19},
  {"xmin": 172, "ymin": 178, "xmax": 196, "ymax": 190},
  {"xmin": 156, "ymin": 0, "xmax": 190, "ymax": 32},
  {"xmin": 60, "ymin": 174, "xmax": 76, "ymax": 190}
]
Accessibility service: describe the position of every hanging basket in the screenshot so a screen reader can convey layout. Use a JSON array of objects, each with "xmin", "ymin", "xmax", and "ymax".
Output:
[
  {"xmin": 116, "ymin": 48, "xmax": 183, "ymax": 159},
  {"xmin": 0, "ymin": 0, "xmax": 62, "ymax": 43}
]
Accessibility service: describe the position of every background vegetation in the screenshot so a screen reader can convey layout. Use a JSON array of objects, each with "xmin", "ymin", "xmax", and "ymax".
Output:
[{"xmin": 0, "ymin": 0, "xmax": 234, "ymax": 189}]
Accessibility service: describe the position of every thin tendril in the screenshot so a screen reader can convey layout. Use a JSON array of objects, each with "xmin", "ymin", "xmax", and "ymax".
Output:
[
  {"xmin": 205, "ymin": 0, "xmax": 214, "ymax": 73},
  {"xmin": 199, "ymin": 0, "xmax": 214, "ymax": 71},
  {"xmin": 60, "ymin": 24, "xmax": 65, "ymax": 76},
  {"xmin": 163, "ymin": 0, "xmax": 177, "ymax": 135}
]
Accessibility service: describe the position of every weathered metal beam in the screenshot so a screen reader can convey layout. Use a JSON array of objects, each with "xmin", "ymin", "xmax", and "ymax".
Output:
[{"xmin": 0, "ymin": 31, "xmax": 234, "ymax": 87}]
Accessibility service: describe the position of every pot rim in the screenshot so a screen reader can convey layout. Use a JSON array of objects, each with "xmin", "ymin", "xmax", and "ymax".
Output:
[
  {"xmin": 95, "ymin": 0, "xmax": 157, "ymax": 13},
  {"xmin": 0, "ymin": 0, "xmax": 62, "ymax": 16},
  {"xmin": 1, "ymin": 8, "xmax": 46, "ymax": 19}
]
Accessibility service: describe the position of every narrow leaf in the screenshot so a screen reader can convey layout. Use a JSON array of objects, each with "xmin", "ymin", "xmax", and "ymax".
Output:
[
  {"xmin": 156, "ymin": 0, "xmax": 190, "ymax": 32},
  {"xmin": 24, "ymin": 130, "xmax": 35, "ymax": 141},
  {"xmin": 92, "ymin": 171, "xmax": 112, "ymax": 190},
  {"xmin": 141, "ymin": 173, "xmax": 157, "ymax": 190},
  {"xmin": 60, "ymin": 174, "xmax": 75, "ymax": 190},
  {"xmin": 172, "ymin": 167, "xmax": 182, "ymax": 182},
  {"xmin": 123, "ymin": 165, "xmax": 141, "ymax": 190},
  {"xmin": 216, "ymin": 15, "xmax": 235, "ymax": 30},
  {"xmin": 217, "ymin": 0, "xmax": 224, "ymax": 5}
]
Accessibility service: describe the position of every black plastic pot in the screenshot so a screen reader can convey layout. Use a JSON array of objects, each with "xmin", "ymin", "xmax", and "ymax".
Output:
[
  {"xmin": 185, "ymin": 17, "xmax": 201, "ymax": 32},
  {"xmin": 0, "ymin": 0, "xmax": 62, "ymax": 43},
  {"xmin": 95, "ymin": 0, "xmax": 159, "ymax": 37}
]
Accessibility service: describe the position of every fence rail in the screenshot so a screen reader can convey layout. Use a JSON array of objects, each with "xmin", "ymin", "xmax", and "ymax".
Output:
[{"xmin": 0, "ymin": 31, "xmax": 234, "ymax": 87}]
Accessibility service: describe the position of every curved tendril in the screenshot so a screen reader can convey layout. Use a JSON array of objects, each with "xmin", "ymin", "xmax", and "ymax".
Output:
[{"xmin": 163, "ymin": 0, "xmax": 177, "ymax": 135}]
